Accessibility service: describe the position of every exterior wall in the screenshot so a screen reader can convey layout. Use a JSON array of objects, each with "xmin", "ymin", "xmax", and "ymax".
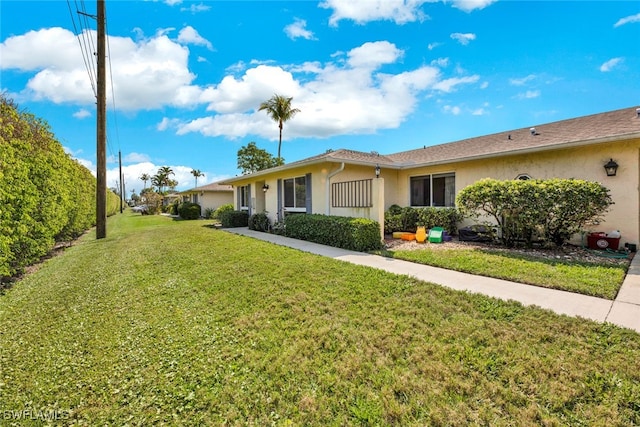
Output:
[
  {"xmin": 231, "ymin": 163, "xmax": 386, "ymax": 234},
  {"xmin": 200, "ymin": 192, "xmax": 233, "ymax": 213},
  {"xmin": 396, "ymin": 138, "xmax": 640, "ymax": 245}
]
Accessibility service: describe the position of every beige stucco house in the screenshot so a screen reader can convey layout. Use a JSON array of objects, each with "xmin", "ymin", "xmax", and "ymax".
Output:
[
  {"xmin": 221, "ymin": 107, "xmax": 640, "ymax": 246},
  {"xmin": 178, "ymin": 182, "xmax": 234, "ymax": 214}
]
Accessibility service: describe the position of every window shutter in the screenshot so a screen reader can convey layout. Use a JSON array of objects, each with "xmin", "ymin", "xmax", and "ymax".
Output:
[
  {"xmin": 236, "ymin": 187, "xmax": 241, "ymax": 210},
  {"xmin": 247, "ymin": 184, "xmax": 252, "ymax": 216},
  {"xmin": 305, "ymin": 173, "xmax": 312, "ymax": 213},
  {"xmin": 277, "ymin": 179, "xmax": 283, "ymax": 221}
]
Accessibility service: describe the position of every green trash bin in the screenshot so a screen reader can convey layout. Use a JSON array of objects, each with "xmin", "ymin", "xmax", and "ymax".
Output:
[{"xmin": 429, "ymin": 227, "xmax": 444, "ymax": 243}]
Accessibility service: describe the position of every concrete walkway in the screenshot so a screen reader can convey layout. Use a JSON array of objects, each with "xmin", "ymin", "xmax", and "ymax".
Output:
[{"xmin": 227, "ymin": 228, "xmax": 640, "ymax": 334}]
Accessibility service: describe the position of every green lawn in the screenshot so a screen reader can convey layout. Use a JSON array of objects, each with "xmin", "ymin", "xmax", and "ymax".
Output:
[
  {"xmin": 1, "ymin": 213, "xmax": 639, "ymax": 425},
  {"xmin": 389, "ymin": 248, "xmax": 627, "ymax": 300}
]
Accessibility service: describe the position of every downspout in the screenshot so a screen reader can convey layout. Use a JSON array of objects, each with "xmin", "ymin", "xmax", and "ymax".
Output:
[{"xmin": 326, "ymin": 162, "xmax": 345, "ymax": 215}]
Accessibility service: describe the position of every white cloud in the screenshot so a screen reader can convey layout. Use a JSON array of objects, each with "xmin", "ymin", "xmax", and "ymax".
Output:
[
  {"xmin": 124, "ymin": 152, "xmax": 152, "ymax": 163},
  {"xmin": 0, "ymin": 27, "xmax": 199, "ymax": 110},
  {"xmin": 443, "ymin": 105, "xmax": 462, "ymax": 115},
  {"xmin": 427, "ymin": 42, "xmax": 442, "ymax": 50},
  {"xmin": 320, "ymin": 0, "xmax": 429, "ymax": 26},
  {"xmin": 480, "ymin": 81, "xmax": 489, "ymax": 89},
  {"xmin": 600, "ymin": 57, "xmax": 623, "ymax": 72},
  {"xmin": 430, "ymin": 57, "xmax": 449, "ymax": 67},
  {"xmin": 614, "ymin": 13, "xmax": 640, "ymax": 27},
  {"xmin": 451, "ymin": 0, "xmax": 497, "ymax": 12},
  {"xmin": 284, "ymin": 18, "xmax": 316, "ymax": 40},
  {"xmin": 347, "ymin": 41, "xmax": 402, "ymax": 69},
  {"xmin": 174, "ymin": 40, "xmax": 469, "ymax": 140},
  {"xmin": 516, "ymin": 90, "xmax": 540, "ymax": 99},
  {"xmin": 432, "ymin": 75, "xmax": 480, "ymax": 92},
  {"xmin": 73, "ymin": 109, "xmax": 91, "ymax": 119},
  {"xmin": 180, "ymin": 3, "xmax": 211, "ymax": 14},
  {"xmin": 509, "ymin": 74, "xmax": 536, "ymax": 86},
  {"xmin": 450, "ymin": 32, "xmax": 476, "ymax": 45},
  {"xmin": 177, "ymin": 26, "xmax": 213, "ymax": 50}
]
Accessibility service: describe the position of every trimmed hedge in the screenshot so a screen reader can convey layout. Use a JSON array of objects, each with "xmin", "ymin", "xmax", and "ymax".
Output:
[
  {"xmin": 220, "ymin": 210, "xmax": 249, "ymax": 228},
  {"xmin": 1, "ymin": 95, "xmax": 119, "ymax": 279},
  {"xmin": 178, "ymin": 202, "xmax": 201, "ymax": 220},
  {"xmin": 385, "ymin": 206, "xmax": 461, "ymax": 235},
  {"xmin": 248, "ymin": 212, "xmax": 270, "ymax": 232},
  {"xmin": 457, "ymin": 178, "xmax": 613, "ymax": 247},
  {"xmin": 284, "ymin": 214, "xmax": 382, "ymax": 252}
]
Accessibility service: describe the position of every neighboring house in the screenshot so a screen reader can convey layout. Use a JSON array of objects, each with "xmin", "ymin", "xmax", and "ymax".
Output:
[
  {"xmin": 162, "ymin": 192, "xmax": 181, "ymax": 207},
  {"xmin": 178, "ymin": 182, "xmax": 234, "ymax": 213},
  {"xmin": 220, "ymin": 107, "xmax": 640, "ymax": 245}
]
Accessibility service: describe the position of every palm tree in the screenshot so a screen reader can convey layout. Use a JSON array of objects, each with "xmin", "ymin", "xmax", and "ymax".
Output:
[
  {"xmin": 258, "ymin": 94, "xmax": 300, "ymax": 159},
  {"xmin": 140, "ymin": 173, "xmax": 151, "ymax": 190},
  {"xmin": 152, "ymin": 166, "xmax": 175, "ymax": 194},
  {"xmin": 191, "ymin": 169, "xmax": 204, "ymax": 188}
]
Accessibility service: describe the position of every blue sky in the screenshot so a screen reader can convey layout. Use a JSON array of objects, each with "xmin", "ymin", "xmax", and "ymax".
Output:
[{"xmin": 1, "ymin": 1, "xmax": 639, "ymax": 193}]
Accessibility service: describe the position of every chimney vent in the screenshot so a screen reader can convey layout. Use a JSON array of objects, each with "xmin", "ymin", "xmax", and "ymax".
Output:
[
  {"xmin": 530, "ymin": 127, "xmax": 536, "ymax": 135},
  {"xmin": 636, "ymin": 107, "xmax": 640, "ymax": 118}
]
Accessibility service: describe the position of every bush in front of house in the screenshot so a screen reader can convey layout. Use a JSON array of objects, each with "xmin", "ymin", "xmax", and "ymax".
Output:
[
  {"xmin": 248, "ymin": 212, "xmax": 271, "ymax": 232},
  {"xmin": 178, "ymin": 202, "xmax": 201, "ymax": 220},
  {"xmin": 384, "ymin": 206, "xmax": 461, "ymax": 235},
  {"xmin": 212, "ymin": 203, "xmax": 234, "ymax": 220},
  {"xmin": 456, "ymin": 178, "xmax": 613, "ymax": 247},
  {"xmin": 220, "ymin": 210, "xmax": 249, "ymax": 228},
  {"xmin": 170, "ymin": 200, "xmax": 180, "ymax": 216},
  {"xmin": 284, "ymin": 214, "xmax": 382, "ymax": 252}
]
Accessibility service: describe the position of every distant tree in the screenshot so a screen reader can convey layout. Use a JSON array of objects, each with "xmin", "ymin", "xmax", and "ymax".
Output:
[
  {"xmin": 153, "ymin": 166, "xmax": 175, "ymax": 193},
  {"xmin": 139, "ymin": 173, "xmax": 151, "ymax": 190},
  {"xmin": 258, "ymin": 94, "xmax": 300, "ymax": 159},
  {"xmin": 191, "ymin": 169, "xmax": 204, "ymax": 188},
  {"xmin": 237, "ymin": 141, "xmax": 285, "ymax": 174}
]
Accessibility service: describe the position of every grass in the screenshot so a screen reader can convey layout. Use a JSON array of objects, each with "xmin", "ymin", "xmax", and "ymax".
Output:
[
  {"xmin": 0, "ymin": 212, "xmax": 639, "ymax": 425},
  {"xmin": 387, "ymin": 248, "xmax": 628, "ymax": 300}
]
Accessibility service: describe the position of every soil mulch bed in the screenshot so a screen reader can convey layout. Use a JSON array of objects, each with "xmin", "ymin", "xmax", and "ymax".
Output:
[{"xmin": 384, "ymin": 235, "xmax": 632, "ymax": 266}]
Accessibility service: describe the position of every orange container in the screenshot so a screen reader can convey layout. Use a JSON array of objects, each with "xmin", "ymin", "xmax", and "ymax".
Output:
[{"xmin": 401, "ymin": 233, "xmax": 416, "ymax": 241}]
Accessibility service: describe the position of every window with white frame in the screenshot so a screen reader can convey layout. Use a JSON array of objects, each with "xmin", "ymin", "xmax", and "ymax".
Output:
[
  {"xmin": 284, "ymin": 176, "xmax": 306, "ymax": 211},
  {"xmin": 239, "ymin": 185, "xmax": 250, "ymax": 210},
  {"xmin": 410, "ymin": 173, "xmax": 455, "ymax": 207}
]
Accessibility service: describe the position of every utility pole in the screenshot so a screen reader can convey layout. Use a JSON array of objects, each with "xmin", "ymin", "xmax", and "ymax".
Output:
[
  {"xmin": 119, "ymin": 150, "xmax": 123, "ymax": 213},
  {"xmin": 96, "ymin": 0, "xmax": 107, "ymax": 238}
]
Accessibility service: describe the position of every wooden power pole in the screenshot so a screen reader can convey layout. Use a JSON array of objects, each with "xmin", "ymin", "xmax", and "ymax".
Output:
[{"xmin": 96, "ymin": 0, "xmax": 107, "ymax": 239}]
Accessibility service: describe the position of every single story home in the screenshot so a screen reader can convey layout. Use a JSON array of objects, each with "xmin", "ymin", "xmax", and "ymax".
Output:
[
  {"xmin": 220, "ymin": 106, "xmax": 640, "ymax": 246},
  {"xmin": 178, "ymin": 182, "xmax": 234, "ymax": 214}
]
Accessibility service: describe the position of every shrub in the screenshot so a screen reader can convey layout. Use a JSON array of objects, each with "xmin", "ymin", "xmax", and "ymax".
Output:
[
  {"xmin": 220, "ymin": 210, "xmax": 249, "ymax": 228},
  {"xmin": 457, "ymin": 178, "xmax": 613, "ymax": 247},
  {"xmin": 284, "ymin": 214, "xmax": 382, "ymax": 252},
  {"xmin": 0, "ymin": 95, "xmax": 119, "ymax": 279},
  {"xmin": 384, "ymin": 206, "xmax": 461, "ymax": 235},
  {"xmin": 170, "ymin": 200, "xmax": 180, "ymax": 216},
  {"xmin": 248, "ymin": 212, "xmax": 271, "ymax": 232},
  {"xmin": 213, "ymin": 203, "xmax": 234, "ymax": 220},
  {"xmin": 178, "ymin": 202, "xmax": 201, "ymax": 220},
  {"xmin": 203, "ymin": 207, "xmax": 215, "ymax": 219}
]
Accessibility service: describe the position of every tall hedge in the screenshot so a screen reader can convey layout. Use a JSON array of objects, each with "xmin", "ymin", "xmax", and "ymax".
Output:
[
  {"xmin": 0, "ymin": 96, "xmax": 119, "ymax": 279},
  {"xmin": 456, "ymin": 178, "xmax": 613, "ymax": 247},
  {"xmin": 284, "ymin": 214, "xmax": 382, "ymax": 252}
]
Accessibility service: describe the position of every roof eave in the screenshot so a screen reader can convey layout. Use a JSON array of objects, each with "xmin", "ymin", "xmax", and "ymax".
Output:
[{"xmin": 397, "ymin": 132, "xmax": 640, "ymax": 169}]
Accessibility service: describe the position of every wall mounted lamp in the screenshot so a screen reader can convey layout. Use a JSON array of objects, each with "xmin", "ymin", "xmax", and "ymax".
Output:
[
  {"xmin": 262, "ymin": 183, "xmax": 270, "ymax": 192},
  {"xmin": 375, "ymin": 164, "xmax": 381, "ymax": 179},
  {"xmin": 604, "ymin": 159, "xmax": 619, "ymax": 177}
]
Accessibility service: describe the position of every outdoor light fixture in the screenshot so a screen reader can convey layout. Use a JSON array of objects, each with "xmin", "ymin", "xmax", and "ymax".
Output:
[
  {"xmin": 604, "ymin": 159, "xmax": 619, "ymax": 177},
  {"xmin": 262, "ymin": 183, "xmax": 269, "ymax": 192},
  {"xmin": 375, "ymin": 164, "xmax": 381, "ymax": 178}
]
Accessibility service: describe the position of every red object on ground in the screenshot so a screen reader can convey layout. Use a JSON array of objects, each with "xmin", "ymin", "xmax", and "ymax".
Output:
[{"xmin": 587, "ymin": 232, "xmax": 620, "ymax": 250}]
